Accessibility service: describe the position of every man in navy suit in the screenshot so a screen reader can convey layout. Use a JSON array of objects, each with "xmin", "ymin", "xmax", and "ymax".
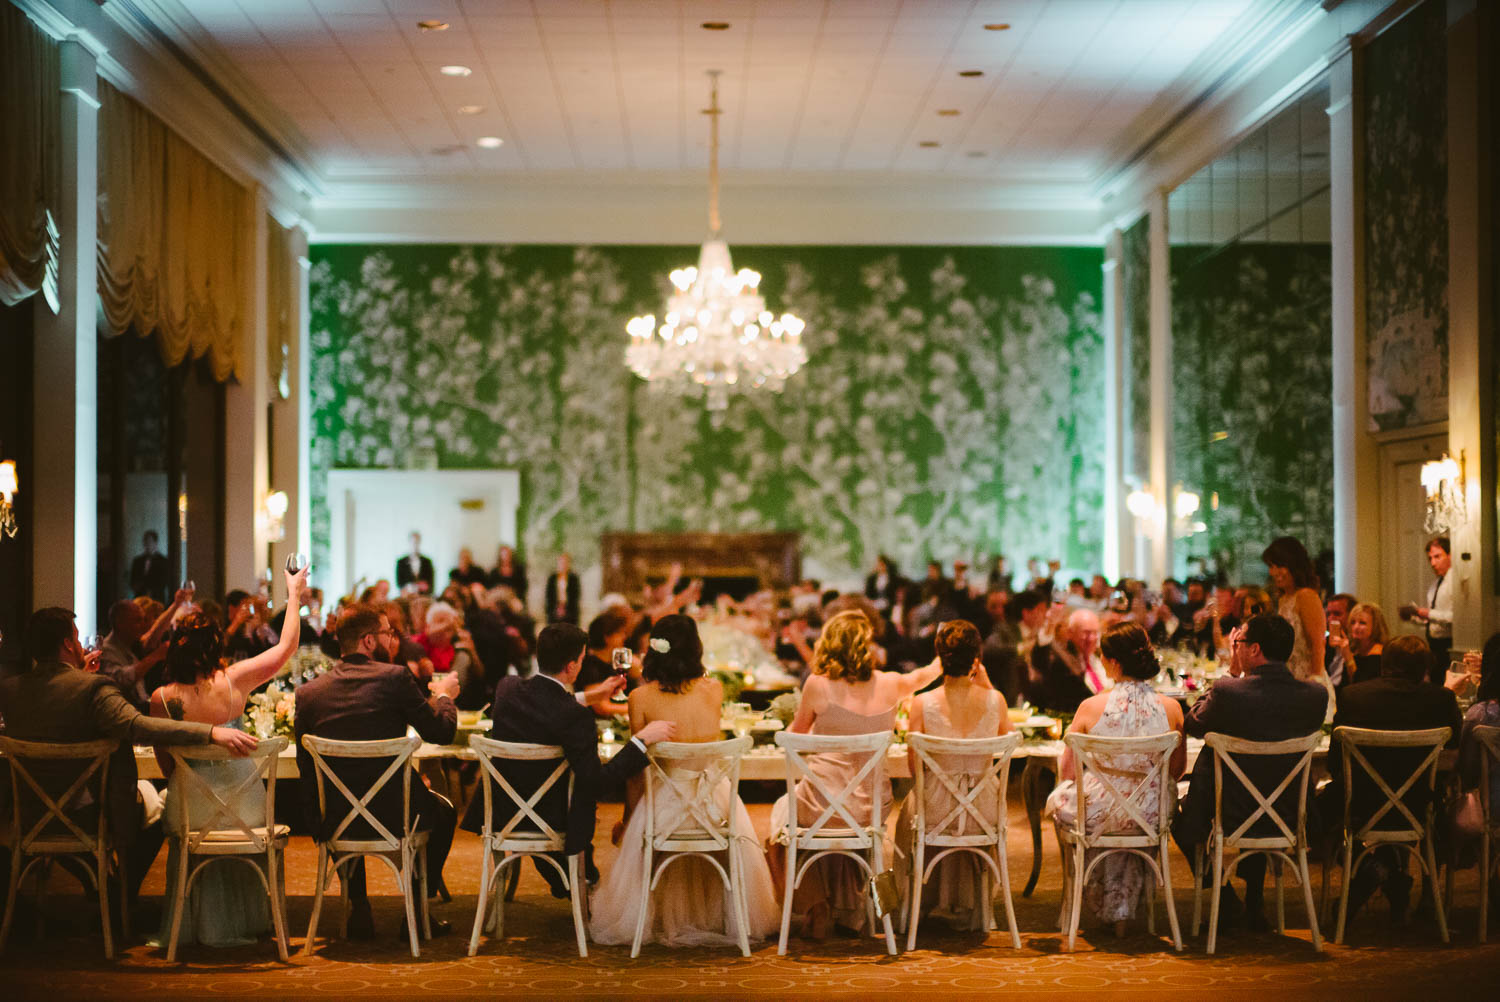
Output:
[
  {"xmin": 1174, "ymin": 613, "xmax": 1328, "ymax": 930},
  {"xmin": 465, "ymin": 622, "xmax": 675, "ymax": 893}
]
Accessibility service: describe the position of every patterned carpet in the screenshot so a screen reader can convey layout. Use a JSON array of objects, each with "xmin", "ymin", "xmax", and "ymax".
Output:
[{"xmin": 2, "ymin": 792, "xmax": 1494, "ymax": 1000}]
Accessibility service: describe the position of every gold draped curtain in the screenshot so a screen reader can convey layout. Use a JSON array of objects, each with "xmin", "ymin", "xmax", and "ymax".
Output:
[
  {"xmin": 0, "ymin": 4, "xmax": 60, "ymax": 307},
  {"xmin": 97, "ymin": 81, "xmax": 248, "ymax": 382}
]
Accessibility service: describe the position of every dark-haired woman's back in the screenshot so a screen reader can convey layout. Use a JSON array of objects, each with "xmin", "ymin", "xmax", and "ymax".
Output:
[{"xmin": 589, "ymin": 674, "xmax": 781, "ymax": 946}]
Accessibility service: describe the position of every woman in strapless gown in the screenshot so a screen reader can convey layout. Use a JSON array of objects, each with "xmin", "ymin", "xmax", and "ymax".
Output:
[
  {"xmin": 588, "ymin": 615, "xmax": 780, "ymax": 947},
  {"xmin": 767, "ymin": 610, "xmax": 942, "ymax": 937},
  {"xmin": 148, "ymin": 567, "xmax": 305, "ymax": 949},
  {"xmin": 893, "ymin": 620, "xmax": 1010, "ymax": 931}
]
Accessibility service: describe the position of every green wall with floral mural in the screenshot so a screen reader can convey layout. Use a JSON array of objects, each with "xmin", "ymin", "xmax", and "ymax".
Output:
[
  {"xmin": 308, "ymin": 244, "xmax": 1104, "ymax": 585},
  {"xmin": 1121, "ymin": 216, "xmax": 1152, "ymax": 487},
  {"xmin": 1363, "ymin": 0, "xmax": 1448, "ymax": 431},
  {"xmin": 1171, "ymin": 243, "xmax": 1334, "ymax": 582}
]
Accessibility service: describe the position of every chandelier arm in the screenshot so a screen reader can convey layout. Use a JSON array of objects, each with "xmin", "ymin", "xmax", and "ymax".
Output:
[{"xmin": 707, "ymin": 69, "xmax": 721, "ymax": 237}]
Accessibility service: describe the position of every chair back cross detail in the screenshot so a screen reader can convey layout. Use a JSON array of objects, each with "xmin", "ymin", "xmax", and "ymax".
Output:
[{"xmin": 302, "ymin": 735, "xmax": 420, "ymax": 849}]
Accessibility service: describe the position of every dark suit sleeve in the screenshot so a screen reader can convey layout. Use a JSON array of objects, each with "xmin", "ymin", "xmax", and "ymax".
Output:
[
  {"xmin": 393, "ymin": 667, "xmax": 457, "ymax": 744},
  {"xmin": 90, "ymin": 680, "xmax": 213, "ymax": 746},
  {"xmin": 555, "ymin": 702, "xmax": 646, "ymax": 854},
  {"xmin": 1444, "ymin": 691, "xmax": 1463, "ymax": 748},
  {"xmin": 1183, "ymin": 681, "xmax": 1231, "ymax": 738}
]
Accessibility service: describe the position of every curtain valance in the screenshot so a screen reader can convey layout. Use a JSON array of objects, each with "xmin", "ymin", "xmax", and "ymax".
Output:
[
  {"xmin": 267, "ymin": 215, "xmax": 295, "ymax": 399},
  {"xmin": 0, "ymin": 4, "xmax": 61, "ymax": 307},
  {"xmin": 97, "ymin": 81, "xmax": 247, "ymax": 382}
]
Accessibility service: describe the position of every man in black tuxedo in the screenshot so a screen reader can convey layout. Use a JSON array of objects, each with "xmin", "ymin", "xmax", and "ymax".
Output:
[
  {"xmin": 863, "ymin": 554, "xmax": 900, "ymax": 614},
  {"xmin": 464, "ymin": 622, "xmax": 675, "ymax": 894},
  {"xmin": 128, "ymin": 529, "xmax": 169, "ymax": 603},
  {"xmin": 1320, "ymin": 634, "xmax": 1461, "ymax": 920},
  {"xmin": 1174, "ymin": 613, "xmax": 1328, "ymax": 930},
  {"xmin": 395, "ymin": 531, "xmax": 435, "ymax": 594},
  {"xmin": 543, "ymin": 552, "xmax": 581, "ymax": 625},
  {"xmin": 294, "ymin": 605, "xmax": 459, "ymax": 937}
]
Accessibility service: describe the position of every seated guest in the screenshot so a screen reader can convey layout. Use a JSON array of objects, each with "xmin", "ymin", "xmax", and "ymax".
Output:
[
  {"xmin": 1329, "ymin": 602, "xmax": 1389, "ymax": 690},
  {"xmin": 224, "ymin": 588, "xmax": 274, "ymax": 661},
  {"xmin": 147, "ymin": 566, "xmax": 306, "ymax": 948},
  {"xmin": 580, "ymin": 605, "xmax": 635, "ymax": 718},
  {"xmin": 1459, "ymin": 634, "xmax": 1500, "ymax": 825},
  {"xmin": 416, "ymin": 602, "xmax": 485, "ymax": 708},
  {"xmin": 980, "ymin": 592, "xmax": 1026, "ymax": 701},
  {"xmin": 98, "ymin": 596, "xmax": 172, "ymax": 712},
  {"xmin": 448, "ymin": 548, "xmax": 488, "ymax": 588},
  {"xmin": 766, "ymin": 611, "xmax": 942, "ymax": 937},
  {"xmin": 486, "ymin": 544, "xmax": 528, "ymax": 605},
  {"xmin": 895, "ymin": 621, "xmax": 1009, "ymax": 932},
  {"xmin": 0, "ymin": 607, "xmax": 258, "ymax": 916},
  {"xmin": 1321, "ymin": 634, "xmax": 1461, "ymax": 922},
  {"xmin": 1174, "ymin": 614, "xmax": 1327, "ymax": 931},
  {"xmin": 1025, "ymin": 608, "xmax": 1105, "ymax": 714},
  {"xmin": 1046, "ymin": 622, "xmax": 1185, "ymax": 936},
  {"xmin": 464, "ymin": 623, "xmax": 674, "ymax": 894},
  {"xmin": 294, "ymin": 607, "xmax": 461, "ymax": 937},
  {"xmin": 589, "ymin": 615, "xmax": 779, "ymax": 946},
  {"xmin": 1323, "ymin": 593, "xmax": 1358, "ymax": 686}
]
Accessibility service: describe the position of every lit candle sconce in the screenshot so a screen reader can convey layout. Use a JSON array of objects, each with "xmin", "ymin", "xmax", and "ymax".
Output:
[
  {"xmin": 0, "ymin": 455, "xmax": 18, "ymax": 539},
  {"xmin": 1420, "ymin": 451, "xmax": 1465, "ymax": 534}
]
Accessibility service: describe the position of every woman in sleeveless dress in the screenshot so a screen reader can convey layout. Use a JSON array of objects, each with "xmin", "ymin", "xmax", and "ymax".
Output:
[
  {"xmin": 147, "ymin": 566, "xmax": 306, "ymax": 949},
  {"xmin": 1045, "ymin": 621, "xmax": 1185, "ymax": 937},
  {"xmin": 589, "ymin": 615, "xmax": 780, "ymax": 947},
  {"xmin": 893, "ymin": 620, "xmax": 1009, "ymax": 931},
  {"xmin": 1263, "ymin": 536, "xmax": 1334, "ymax": 715},
  {"xmin": 766, "ymin": 610, "xmax": 943, "ymax": 938}
]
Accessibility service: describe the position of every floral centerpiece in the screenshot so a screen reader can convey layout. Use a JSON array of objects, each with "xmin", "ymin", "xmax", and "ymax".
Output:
[
  {"xmin": 696, "ymin": 617, "xmax": 789, "ymax": 707},
  {"xmin": 242, "ymin": 680, "xmax": 295, "ymax": 740}
]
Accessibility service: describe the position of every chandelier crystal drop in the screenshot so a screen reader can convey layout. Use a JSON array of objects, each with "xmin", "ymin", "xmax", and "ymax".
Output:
[{"xmin": 626, "ymin": 70, "xmax": 807, "ymax": 411}]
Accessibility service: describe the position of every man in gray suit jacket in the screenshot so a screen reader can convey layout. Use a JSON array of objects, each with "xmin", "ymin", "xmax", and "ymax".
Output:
[{"xmin": 0, "ymin": 607, "xmax": 257, "ymax": 910}]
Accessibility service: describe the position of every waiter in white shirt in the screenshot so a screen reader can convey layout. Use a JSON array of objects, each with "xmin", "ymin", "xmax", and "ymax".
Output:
[{"xmin": 1414, "ymin": 535, "xmax": 1453, "ymax": 680}]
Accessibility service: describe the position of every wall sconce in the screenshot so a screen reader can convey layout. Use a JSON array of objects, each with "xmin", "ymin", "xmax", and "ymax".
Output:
[
  {"xmin": 1420, "ymin": 451, "xmax": 1465, "ymax": 534},
  {"xmin": 0, "ymin": 458, "xmax": 18, "ymax": 539},
  {"xmin": 1126, "ymin": 489, "xmax": 1156, "ymax": 520},
  {"xmin": 258, "ymin": 489, "xmax": 289, "ymax": 543}
]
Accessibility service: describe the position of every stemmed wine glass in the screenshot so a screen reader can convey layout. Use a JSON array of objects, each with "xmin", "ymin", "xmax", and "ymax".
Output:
[
  {"xmin": 611, "ymin": 647, "xmax": 633, "ymax": 676},
  {"xmin": 285, "ymin": 553, "xmax": 309, "ymax": 575}
]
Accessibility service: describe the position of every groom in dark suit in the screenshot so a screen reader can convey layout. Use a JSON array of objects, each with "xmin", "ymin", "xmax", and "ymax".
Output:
[{"xmin": 464, "ymin": 622, "xmax": 675, "ymax": 893}]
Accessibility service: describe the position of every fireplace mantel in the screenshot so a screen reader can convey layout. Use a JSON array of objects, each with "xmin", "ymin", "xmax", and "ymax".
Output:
[{"xmin": 599, "ymin": 531, "xmax": 801, "ymax": 599}]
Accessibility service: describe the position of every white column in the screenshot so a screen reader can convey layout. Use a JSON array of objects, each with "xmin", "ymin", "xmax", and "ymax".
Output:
[
  {"xmin": 1445, "ymin": 0, "xmax": 1498, "ymax": 645},
  {"xmin": 269, "ymin": 223, "xmax": 309, "ymax": 584},
  {"xmin": 31, "ymin": 38, "xmax": 99, "ymax": 626},
  {"xmin": 294, "ymin": 228, "xmax": 312, "ymax": 569},
  {"xmin": 1146, "ymin": 190, "xmax": 1173, "ymax": 583},
  {"xmin": 223, "ymin": 187, "xmax": 270, "ymax": 591},
  {"xmin": 1101, "ymin": 228, "xmax": 1127, "ymax": 581},
  {"xmin": 1328, "ymin": 38, "xmax": 1381, "ymax": 600}
]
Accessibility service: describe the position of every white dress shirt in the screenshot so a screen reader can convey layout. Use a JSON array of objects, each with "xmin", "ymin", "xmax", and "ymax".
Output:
[{"xmin": 1427, "ymin": 574, "xmax": 1453, "ymax": 639}]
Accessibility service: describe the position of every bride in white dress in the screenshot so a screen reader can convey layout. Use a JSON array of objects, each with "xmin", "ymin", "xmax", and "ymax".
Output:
[
  {"xmin": 588, "ymin": 615, "xmax": 780, "ymax": 947},
  {"xmin": 147, "ymin": 567, "xmax": 305, "ymax": 948}
]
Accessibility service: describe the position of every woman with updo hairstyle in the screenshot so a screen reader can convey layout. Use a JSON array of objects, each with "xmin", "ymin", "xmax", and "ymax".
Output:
[
  {"xmin": 1044, "ymin": 620, "xmax": 1187, "ymax": 938},
  {"xmin": 589, "ymin": 613, "xmax": 782, "ymax": 948},
  {"xmin": 765, "ymin": 610, "xmax": 945, "ymax": 938},
  {"xmin": 147, "ymin": 564, "xmax": 307, "ymax": 949},
  {"xmin": 893, "ymin": 620, "xmax": 1011, "ymax": 931}
]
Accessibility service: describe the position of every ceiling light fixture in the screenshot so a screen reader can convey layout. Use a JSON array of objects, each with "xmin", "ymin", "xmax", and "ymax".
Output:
[
  {"xmin": 701, "ymin": 22, "xmax": 730, "ymax": 31},
  {"xmin": 417, "ymin": 20, "xmax": 449, "ymax": 32},
  {"xmin": 958, "ymin": 69, "xmax": 984, "ymax": 77},
  {"xmin": 457, "ymin": 104, "xmax": 485, "ymax": 115},
  {"xmin": 476, "ymin": 136, "xmax": 503, "ymax": 148},
  {"xmin": 919, "ymin": 140, "xmax": 940, "ymax": 148},
  {"xmin": 966, "ymin": 151, "xmax": 986, "ymax": 158},
  {"xmin": 625, "ymin": 70, "xmax": 807, "ymax": 413},
  {"xmin": 937, "ymin": 109, "xmax": 960, "ymax": 116},
  {"xmin": 983, "ymin": 23, "xmax": 1011, "ymax": 31},
  {"xmin": 439, "ymin": 64, "xmax": 472, "ymax": 77}
]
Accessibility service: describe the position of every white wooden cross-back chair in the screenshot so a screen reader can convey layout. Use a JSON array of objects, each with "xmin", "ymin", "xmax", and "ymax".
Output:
[
  {"xmin": 1328, "ymin": 725, "xmax": 1451, "ymax": 944},
  {"xmin": 1055, "ymin": 730, "xmax": 1183, "ymax": 952},
  {"xmin": 300, "ymin": 734, "xmax": 430, "ymax": 957},
  {"xmin": 900, "ymin": 731, "xmax": 1023, "ymax": 951},
  {"xmin": 1466, "ymin": 725, "xmax": 1500, "ymax": 942},
  {"xmin": 163, "ymin": 736, "xmax": 291, "ymax": 961},
  {"xmin": 631, "ymin": 735, "xmax": 754, "ymax": 958},
  {"xmin": 0, "ymin": 738, "xmax": 123, "ymax": 959},
  {"xmin": 1192, "ymin": 732, "xmax": 1323, "ymax": 954},
  {"xmin": 467, "ymin": 736, "xmax": 587, "ymax": 957},
  {"xmin": 773, "ymin": 729, "xmax": 897, "ymax": 956}
]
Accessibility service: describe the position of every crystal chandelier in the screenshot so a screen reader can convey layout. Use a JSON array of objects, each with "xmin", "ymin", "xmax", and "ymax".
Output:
[{"xmin": 626, "ymin": 70, "xmax": 807, "ymax": 411}]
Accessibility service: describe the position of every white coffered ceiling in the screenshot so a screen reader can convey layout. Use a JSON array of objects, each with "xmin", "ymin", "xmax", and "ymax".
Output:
[{"xmin": 137, "ymin": 0, "xmax": 1290, "ymax": 186}]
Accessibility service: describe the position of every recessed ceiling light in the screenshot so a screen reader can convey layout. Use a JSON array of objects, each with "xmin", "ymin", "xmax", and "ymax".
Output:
[
  {"xmin": 958, "ymin": 69, "xmax": 984, "ymax": 78},
  {"xmin": 417, "ymin": 20, "xmax": 449, "ymax": 32},
  {"xmin": 430, "ymin": 144, "xmax": 465, "ymax": 156},
  {"xmin": 476, "ymin": 136, "xmax": 504, "ymax": 148},
  {"xmin": 937, "ymin": 109, "xmax": 960, "ymax": 116},
  {"xmin": 701, "ymin": 21, "xmax": 730, "ymax": 31},
  {"xmin": 439, "ymin": 65, "xmax": 472, "ymax": 77},
  {"xmin": 966, "ymin": 151, "xmax": 986, "ymax": 158},
  {"xmin": 457, "ymin": 105, "xmax": 484, "ymax": 115},
  {"xmin": 983, "ymin": 23, "xmax": 1011, "ymax": 31},
  {"xmin": 919, "ymin": 140, "xmax": 940, "ymax": 148}
]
